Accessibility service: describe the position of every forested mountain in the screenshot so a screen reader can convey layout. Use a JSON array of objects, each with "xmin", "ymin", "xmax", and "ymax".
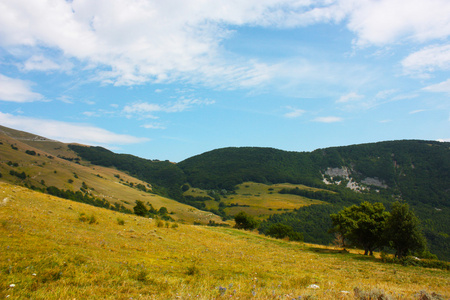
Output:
[
  {"xmin": 179, "ymin": 140, "xmax": 449, "ymax": 209},
  {"xmin": 178, "ymin": 147, "xmax": 321, "ymax": 190}
]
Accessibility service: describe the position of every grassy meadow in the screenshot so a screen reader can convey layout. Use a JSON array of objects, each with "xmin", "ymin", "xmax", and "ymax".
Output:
[
  {"xmin": 1, "ymin": 182, "xmax": 448, "ymax": 299},
  {"xmin": 185, "ymin": 182, "xmax": 325, "ymax": 218}
]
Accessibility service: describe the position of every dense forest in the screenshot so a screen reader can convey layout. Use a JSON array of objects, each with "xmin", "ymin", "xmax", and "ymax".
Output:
[{"xmin": 69, "ymin": 140, "xmax": 450, "ymax": 260}]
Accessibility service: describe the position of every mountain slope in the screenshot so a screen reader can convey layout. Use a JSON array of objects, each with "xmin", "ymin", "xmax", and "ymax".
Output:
[
  {"xmin": 179, "ymin": 140, "xmax": 449, "ymax": 208},
  {"xmin": 2, "ymin": 125, "xmax": 448, "ymax": 259},
  {"xmin": 0, "ymin": 127, "xmax": 221, "ymax": 224},
  {"xmin": 1, "ymin": 182, "xmax": 448, "ymax": 299}
]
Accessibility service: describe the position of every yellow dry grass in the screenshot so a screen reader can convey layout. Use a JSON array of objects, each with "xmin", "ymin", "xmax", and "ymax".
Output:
[
  {"xmin": 1, "ymin": 182, "xmax": 448, "ymax": 299},
  {"xmin": 224, "ymin": 182, "xmax": 324, "ymax": 217}
]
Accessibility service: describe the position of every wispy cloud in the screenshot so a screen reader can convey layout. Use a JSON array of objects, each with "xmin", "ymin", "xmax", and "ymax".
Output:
[
  {"xmin": 0, "ymin": 74, "xmax": 43, "ymax": 102},
  {"xmin": 402, "ymin": 44, "xmax": 450, "ymax": 77},
  {"xmin": 336, "ymin": 92, "xmax": 364, "ymax": 103},
  {"xmin": 284, "ymin": 107, "xmax": 305, "ymax": 118},
  {"xmin": 336, "ymin": 89, "xmax": 408, "ymax": 112},
  {"xmin": 20, "ymin": 55, "xmax": 73, "ymax": 72},
  {"xmin": 0, "ymin": 112, "xmax": 148, "ymax": 145},
  {"xmin": 123, "ymin": 98, "xmax": 215, "ymax": 118},
  {"xmin": 141, "ymin": 123, "xmax": 166, "ymax": 130},
  {"xmin": 422, "ymin": 78, "xmax": 450, "ymax": 93},
  {"xmin": 313, "ymin": 116, "xmax": 343, "ymax": 123},
  {"xmin": 409, "ymin": 109, "xmax": 427, "ymax": 114}
]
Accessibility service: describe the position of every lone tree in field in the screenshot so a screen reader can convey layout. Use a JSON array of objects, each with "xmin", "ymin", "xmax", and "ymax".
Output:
[
  {"xmin": 330, "ymin": 201, "xmax": 389, "ymax": 255},
  {"xmin": 133, "ymin": 200, "xmax": 148, "ymax": 217},
  {"xmin": 234, "ymin": 211, "xmax": 259, "ymax": 230},
  {"xmin": 385, "ymin": 201, "xmax": 426, "ymax": 259}
]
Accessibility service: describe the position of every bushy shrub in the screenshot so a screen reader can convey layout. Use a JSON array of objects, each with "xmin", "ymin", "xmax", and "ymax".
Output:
[
  {"xmin": 79, "ymin": 213, "xmax": 98, "ymax": 224},
  {"xmin": 266, "ymin": 223, "xmax": 304, "ymax": 241},
  {"xmin": 234, "ymin": 211, "xmax": 259, "ymax": 230},
  {"xmin": 117, "ymin": 218, "xmax": 125, "ymax": 225}
]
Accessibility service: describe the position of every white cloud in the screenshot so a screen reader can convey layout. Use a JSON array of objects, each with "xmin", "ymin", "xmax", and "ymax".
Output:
[
  {"xmin": 0, "ymin": 74, "xmax": 43, "ymax": 102},
  {"xmin": 409, "ymin": 109, "xmax": 426, "ymax": 114},
  {"xmin": 0, "ymin": 112, "xmax": 148, "ymax": 145},
  {"xmin": 142, "ymin": 123, "xmax": 166, "ymax": 130},
  {"xmin": 1, "ymin": 0, "xmax": 449, "ymax": 88},
  {"xmin": 422, "ymin": 78, "xmax": 450, "ymax": 93},
  {"xmin": 123, "ymin": 98, "xmax": 215, "ymax": 117},
  {"xmin": 313, "ymin": 116, "xmax": 343, "ymax": 123},
  {"xmin": 336, "ymin": 92, "xmax": 364, "ymax": 103},
  {"xmin": 82, "ymin": 111, "xmax": 98, "ymax": 117},
  {"xmin": 345, "ymin": 0, "xmax": 450, "ymax": 47},
  {"xmin": 0, "ymin": 0, "xmax": 285, "ymax": 87},
  {"xmin": 284, "ymin": 107, "xmax": 305, "ymax": 118},
  {"xmin": 20, "ymin": 55, "xmax": 73, "ymax": 72},
  {"xmin": 402, "ymin": 44, "xmax": 450, "ymax": 77},
  {"xmin": 124, "ymin": 103, "xmax": 162, "ymax": 114}
]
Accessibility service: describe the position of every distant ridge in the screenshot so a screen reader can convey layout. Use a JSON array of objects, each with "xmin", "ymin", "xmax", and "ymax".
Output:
[{"xmin": 0, "ymin": 125, "xmax": 57, "ymax": 142}]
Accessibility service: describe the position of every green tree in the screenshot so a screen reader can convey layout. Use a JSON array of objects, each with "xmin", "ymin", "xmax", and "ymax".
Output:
[
  {"xmin": 158, "ymin": 206, "xmax": 168, "ymax": 215},
  {"xmin": 266, "ymin": 223, "xmax": 303, "ymax": 241},
  {"xmin": 385, "ymin": 201, "xmax": 426, "ymax": 259},
  {"xmin": 234, "ymin": 211, "xmax": 259, "ymax": 230},
  {"xmin": 133, "ymin": 200, "xmax": 148, "ymax": 217},
  {"xmin": 330, "ymin": 202, "xmax": 389, "ymax": 255}
]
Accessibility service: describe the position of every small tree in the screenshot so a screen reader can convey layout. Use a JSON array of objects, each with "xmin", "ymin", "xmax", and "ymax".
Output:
[
  {"xmin": 330, "ymin": 202, "xmax": 389, "ymax": 255},
  {"xmin": 234, "ymin": 211, "xmax": 259, "ymax": 230},
  {"xmin": 385, "ymin": 201, "xmax": 426, "ymax": 259},
  {"xmin": 133, "ymin": 200, "xmax": 148, "ymax": 217},
  {"xmin": 158, "ymin": 206, "xmax": 168, "ymax": 215}
]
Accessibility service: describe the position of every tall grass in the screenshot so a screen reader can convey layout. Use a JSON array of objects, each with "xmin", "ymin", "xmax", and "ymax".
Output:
[{"xmin": 1, "ymin": 182, "xmax": 448, "ymax": 299}]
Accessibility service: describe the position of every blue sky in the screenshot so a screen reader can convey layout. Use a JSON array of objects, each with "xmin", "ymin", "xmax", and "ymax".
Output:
[{"xmin": 0, "ymin": 0, "xmax": 449, "ymax": 162}]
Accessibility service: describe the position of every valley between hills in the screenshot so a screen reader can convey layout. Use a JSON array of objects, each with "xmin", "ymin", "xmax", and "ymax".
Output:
[{"xmin": 0, "ymin": 125, "xmax": 449, "ymax": 299}]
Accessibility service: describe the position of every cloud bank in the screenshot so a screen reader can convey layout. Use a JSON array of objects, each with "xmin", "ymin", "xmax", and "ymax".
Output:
[
  {"xmin": 1, "ymin": 0, "xmax": 449, "ymax": 88},
  {"xmin": 0, "ymin": 74, "xmax": 43, "ymax": 102},
  {"xmin": 0, "ymin": 112, "xmax": 148, "ymax": 145}
]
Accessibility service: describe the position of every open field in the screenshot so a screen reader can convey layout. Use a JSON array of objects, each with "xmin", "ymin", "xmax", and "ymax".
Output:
[
  {"xmin": 185, "ymin": 182, "xmax": 326, "ymax": 218},
  {"xmin": 1, "ymin": 182, "xmax": 448, "ymax": 299}
]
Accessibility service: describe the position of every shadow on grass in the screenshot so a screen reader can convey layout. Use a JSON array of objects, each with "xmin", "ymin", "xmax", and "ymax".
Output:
[
  {"xmin": 308, "ymin": 247, "xmax": 350, "ymax": 254},
  {"xmin": 308, "ymin": 247, "xmax": 380, "ymax": 262}
]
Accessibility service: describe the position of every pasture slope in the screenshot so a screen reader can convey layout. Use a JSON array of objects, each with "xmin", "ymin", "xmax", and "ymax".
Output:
[
  {"xmin": 0, "ymin": 125, "xmax": 222, "ymax": 224},
  {"xmin": 1, "ymin": 182, "xmax": 449, "ymax": 299}
]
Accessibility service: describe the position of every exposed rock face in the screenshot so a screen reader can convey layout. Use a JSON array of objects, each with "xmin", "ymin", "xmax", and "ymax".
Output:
[
  {"xmin": 324, "ymin": 167, "xmax": 350, "ymax": 179},
  {"xmin": 322, "ymin": 167, "xmax": 388, "ymax": 191},
  {"xmin": 361, "ymin": 177, "xmax": 388, "ymax": 189}
]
